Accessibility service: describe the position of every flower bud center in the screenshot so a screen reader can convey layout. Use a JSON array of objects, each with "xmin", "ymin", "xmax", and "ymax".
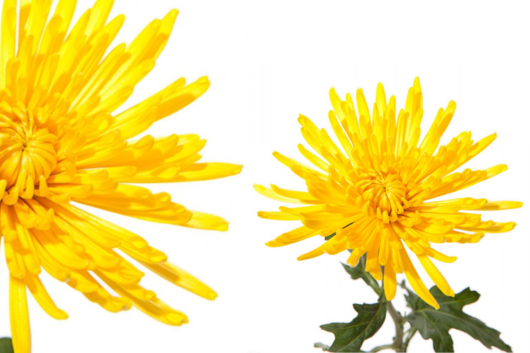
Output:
[
  {"xmin": 0, "ymin": 102, "xmax": 58, "ymax": 190},
  {"xmin": 360, "ymin": 172, "xmax": 407, "ymax": 215}
]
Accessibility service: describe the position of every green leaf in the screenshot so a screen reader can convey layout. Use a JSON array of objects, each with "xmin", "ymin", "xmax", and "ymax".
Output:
[
  {"xmin": 320, "ymin": 295, "xmax": 387, "ymax": 352},
  {"xmin": 404, "ymin": 286, "xmax": 512, "ymax": 353},
  {"xmin": 314, "ymin": 342, "xmax": 330, "ymax": 351},
  {"xmin": 0, "ymin": 338, "xmax": 14, "ymax": 353},
  {"xmin": 342, "ymin": 254, "xmax": 381, "ymax": 296}
]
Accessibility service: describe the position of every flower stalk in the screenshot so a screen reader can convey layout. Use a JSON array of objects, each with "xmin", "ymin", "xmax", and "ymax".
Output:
[{"xmin": 387, "ymin": 301, "xmax": 404, "ymax": 352}]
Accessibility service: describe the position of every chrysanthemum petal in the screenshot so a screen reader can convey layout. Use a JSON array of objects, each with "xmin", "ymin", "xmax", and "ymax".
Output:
[
  {"xmin": 417, "ymin": 255, "xmax": 454, "ymax": 297},
  {"xmin": 10, "ymin": 276, "xmax": 31, "ymax": 353},
  {"xmin": 181, "ymin": 211, "xmax": 229, "ymax": 232},
  {"xmin": 266, "ymin": 225, "xmax": 320, "ymax": 247},
  {"xmin": 101, "ymin": 272, "xmax": 188, "ymax": 326},
  {"xmin": 173, "ymin": 163, "xmax": 243, "ymax": 182},
  {"xmin": 383, "ymin": 259, "xmax": 397, "ymax": 301},
  {"xmin": 0, "ymin": 0, "xmax": 16, "ymax": 88},
  {"xmin": 86, "ymin": 0, "xmax": 114, "ymax": 37},
  {"xmin": 141, "ymin": 262, "xmax": 217, "ymax": 300},
  {"xmin": 475, "ymin": 201, "xmax": 523, "ymax": 210},
  {"xmin": 254, "ymin": 184, "xmax": 304, "ymax": 204},
  {"xmin": 25, "ymin": 273, "xmax": 68, "ymax": 320},
  {"xmin": 400, "ymin": 249, "xmax": 439, "ymax": 309},
  {"xmin": 257, "ymin": 211, "xmax": 300, "ymax": 221}
]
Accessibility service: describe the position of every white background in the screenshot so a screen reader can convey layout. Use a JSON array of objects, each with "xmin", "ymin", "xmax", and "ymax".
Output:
[{"xmin": 0, "ymin": 0, "xmax": 529, "ymax": 352}]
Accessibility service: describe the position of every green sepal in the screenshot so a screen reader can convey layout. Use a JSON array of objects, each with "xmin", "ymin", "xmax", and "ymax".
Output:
[
  {"xmin": 404, "ymin": 285, "xmax": 512, "ymax": 353},
  {"xmin": 319, "ymin": 293, "xmax": 387, "ymax": 352},
  {"xmin": 0, "ymin": 338, "xmax": 14, "ymax": 353},
  {"xmin": 341, "ymin": 254, "xmax": 381, "ymax": 296}
]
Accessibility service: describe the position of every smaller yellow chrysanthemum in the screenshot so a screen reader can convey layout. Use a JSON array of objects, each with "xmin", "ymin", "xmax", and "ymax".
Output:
[{"xmin": 256, "ymin": 78, "xmax": 522, "ymax": 309}]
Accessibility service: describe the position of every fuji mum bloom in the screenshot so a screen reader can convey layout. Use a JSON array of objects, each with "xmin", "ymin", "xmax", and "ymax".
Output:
[
  {"xmin": 256, "ymin": 78, "xmax": 521, "ymax": 309},
  {"xmin": 0, "ymin": 0, "xmax": 241, "ymax": 351}
]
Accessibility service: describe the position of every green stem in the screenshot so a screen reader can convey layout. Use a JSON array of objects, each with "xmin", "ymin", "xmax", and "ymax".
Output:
[
  {"xmin": 368, "ymin": 299, "xmax": 406, "ymax": 352},
  {"xmin": 367, "ymin": 274, "xmax": 383, "ymax": 296},
  {"xmin": 387, "ymin": 301, "xmax": 404, "ymax": 352},
  {"xmin": 402, "ymin": 327, "xmax": 418, "ymax": 352},
  {"xmin": 369, "ymin": 343, "xmax": 396, "ymax": 352}
]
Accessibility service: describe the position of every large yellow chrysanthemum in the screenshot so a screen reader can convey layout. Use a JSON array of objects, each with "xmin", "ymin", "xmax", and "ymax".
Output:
[
  {"xmin": 0, "ymin": 0, "xmax": 241, "ymax": 351},
  {"xmin": 256, "ymin": 78, "xmax": 521, "ymax": 309}
]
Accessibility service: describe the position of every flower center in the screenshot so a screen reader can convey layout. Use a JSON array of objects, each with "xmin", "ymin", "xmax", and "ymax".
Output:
[
  {"xmin": 358, "ymin": 172, "xmax": 407, "ymax": 216},
  {"xmin": 0, "ymin": 102, "xmax": 58, "ymax": 190}
]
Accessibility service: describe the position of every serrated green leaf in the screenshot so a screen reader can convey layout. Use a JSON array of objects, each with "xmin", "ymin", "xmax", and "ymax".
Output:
[
  {"xmin": 404, "ymin": 286, "xmax": 512, "ymax": 353},
  {"xmin": 342, "ymin": 254, "xmax": 381, "ymax": 296},
  {"xmin": 320, "ymin": 295, "xmax": 387, "ymax": 352},
  {"xmin": 0, "ymin": 338, "xmax": 13, "ymax": 353}
]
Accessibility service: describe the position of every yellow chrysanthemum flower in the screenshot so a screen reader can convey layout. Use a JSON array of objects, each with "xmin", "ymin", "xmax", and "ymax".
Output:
[
  {"xmin": 0, "ymin": 0, "xmax": 241, "ymax": 351},
  {"xmin": 256, "ymin": 78, "xmax": 521, "ymax": 310}
]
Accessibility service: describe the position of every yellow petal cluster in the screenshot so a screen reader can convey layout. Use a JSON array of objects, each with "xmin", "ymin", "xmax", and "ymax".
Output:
[
  {"xmin": 256, "ymin": 78, "xmax": 521, "ymax": 309},
  {"xmin": 0, "ymin": 0, "xmax": 241, "ymax": 351}
]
